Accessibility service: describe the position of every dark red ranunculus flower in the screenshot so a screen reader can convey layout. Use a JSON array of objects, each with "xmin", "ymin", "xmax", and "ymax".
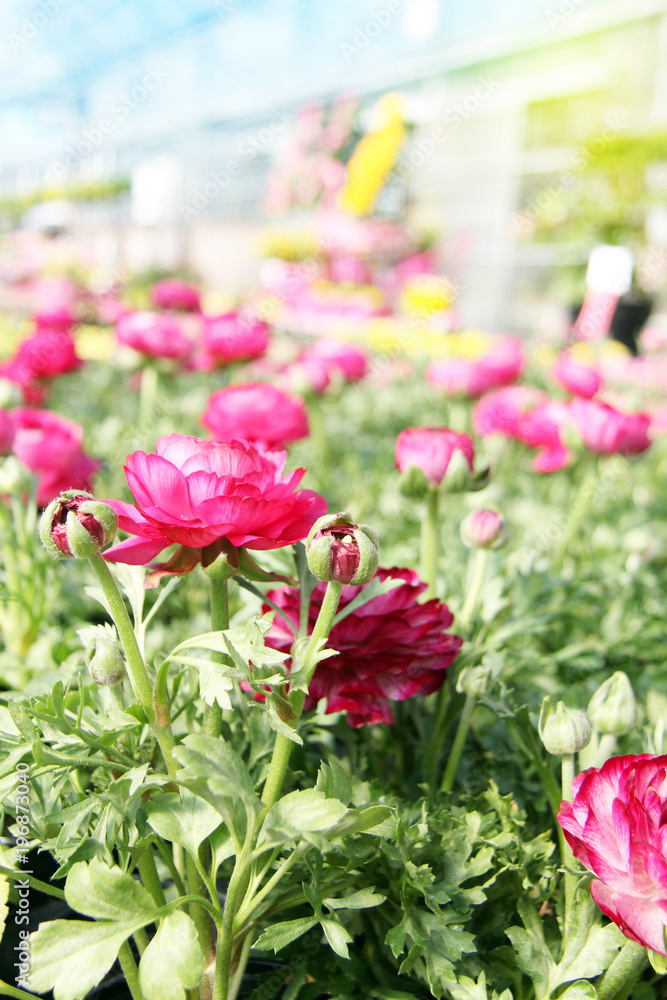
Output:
[{"xmin": 264, "ymin": 567, "xmax": 462, "ymax": 727}]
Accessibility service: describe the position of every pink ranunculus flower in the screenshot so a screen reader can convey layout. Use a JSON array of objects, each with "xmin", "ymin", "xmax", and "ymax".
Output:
[
  {"xmin": 33, "ymin": 304, "xmax": 77, "ymax": 333},
  {"xmin": 115, "ymin": 311, "xmax": 193, "ymax": 360},
  {"xmin": 516, "ymin": 399, "xmax": 572, "ymax": 473},
  {"xmin": 473, "ymin": 385, "xmax": 548, "ymax": 439},
  {"xmin": 9, "ymin": 407, "xmax": 100, "ymax": 507},
  {"xmin": 569, "ymin": 398, "xmax": 652, "ymax": 456},
  {"xmin": 0, "ymin": 410, "xmax": 15, "ymax": 455},
  {"xmin": 558, "ymin": 754, "xmax": 667, "ymax": 955},
  {"xmin": 202, "ymin": 384, "xmax": 309, "ymax": 450},
  {"xmin": 104, "ymin": 435, "xmax": 326, "ymax": 578},
  {"xmin": 150, "ymin": 279, "xmax": 201, "ymax": 313},
  {"xmin": 553, "ymin": 351, "xmax": 602, "ymax": 398},
  {"xmin": 427, "ymin": 335, "xmax": 524, "ymax": 399},
  {"xmin": 263, "ymin": 568, "xmax": 462, "ymax": 727},
  {"xmin": 202, "ymin": 312, "xmax": 270, "ymax": 368},
  {"xmin": 303, "ymin": 338, "xmax": 369, "ymax": 382},
  {"xmin": 0, "ymin": 330, "xmax": 83, "ymax": 402},
  {"xmin": 395, "ymin": 427, "xmax": 474, "ymax": 487}
]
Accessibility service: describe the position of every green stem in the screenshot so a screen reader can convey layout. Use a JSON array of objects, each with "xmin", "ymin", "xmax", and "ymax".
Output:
[
  {"xmin": 561, "ymin": 752, "xmax": 578, "ymax": 955},
  {"xmin": 419, "ymin": 489, "xmax": 439, "ymax": 599},
  {"xmin": 261, "ymin": 581, "xmax": 343, "ymax": 810},
  {"xmin": 202, "ymin": 572, "xmax": 230, "ymax": 739},
  {"xmin": 595, "ymin": 733, "xmax": 617, "ymax": 768},
  {"xmin": 213, "ymin": 826, "xmax": 254, "ymax": 1000},
  {"xmin": 87, "ymin": 552, "xmax": 176, "ymax": 775},
  {"xmin": 227, "ymin": 932, "xmax": 252, "ymax": 1000},
  {"xmin": 185, "ymin": 853, "xmax": 218, "ymax": 969},
  {"xmin": 137, "ymin": 848, "xmax": 167, "ymax": 908},
  {"xmin": 440, "ymin": 694, "xmax": 476, "ymax": 793},
  {"xmin": 553, "ymin": 461, "xmax": 599, "ymax": 571},
  {"xmin": 459, "ymin": 548, "xmax": 490, "ymax": 629},
  {"xmin": 118, "ymin": 941, "xmax": 144, "ymax": 1000},
  {"xmin": 597, "ymin": 940, "xmax": 648, "ymax": 1000},
  {"xmin": 139, "ymin": 364, "xmax": 158, "ymax": 430}
]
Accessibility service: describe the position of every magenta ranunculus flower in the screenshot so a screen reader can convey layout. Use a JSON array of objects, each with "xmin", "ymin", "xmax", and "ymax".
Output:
[
  {"xmin": 202, "ymin": 384, "xmax": 309, "ymax": 450},
  {"xmin": 116, "ymin": 311, "xmax": 193, "ymax": 360},
  {"xmin": 303, "ymin": 338, "xmax": 369, "ymax": 382},
  {"xmin": 33, "ymin": 304, "xmax": 77, "ymax": 333},
  {"xmin": 517, "ymin": 400, "xmax": 572, "ymax": 473},
  {"xmin": 553, "ymin": 351, "xmax": 601, "ymax": 399},
  {"xmin": 395, "ymin": 427, "xmax": 474, "ymax": 487},
  {"xmin": 0, "ymin": 409, "xmax": 15, "ymax": 455},
  {"xmin": 558, "ymin": 754, "xmax": 667, "ymax": 955},
  {"xmin": 473, "ymin": 386, "xmax": 548, "ymax": 439},
  {"xmin": 264, "ymin": 568, "xmax": 462, "ymax": 727},
  {"xmin": 569, "ymin": 398, "xmax": 652, "ymax": 456},
  {"xmin": 0, "ymin": 330, "xmax": 83, "ymax": 402},
  {"xmin": 202, "ymin": 312, "xmax": 270, "ymax": 368},
  {"xmin": 427, "ymin": 336, "xmax": 524, "ymax": 399},
  {"xmin": 104, "ymin": 434, "xmax": 326, "ymax": 577},
  {"xmin": 9, "ymin": 407, "xmax": 100, "ymax": 507},
  {"xmin": 150, "ymin": 279, "xmax": 201, "ymax": 313}
]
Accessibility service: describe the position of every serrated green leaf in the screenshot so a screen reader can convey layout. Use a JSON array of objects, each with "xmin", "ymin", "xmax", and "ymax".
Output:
[
  {"xmin": 29, "ymin": 918, "xmax": 147, "ymax": 1000},
  {"xmin": 254, "ymin": 916, "xmax": 319, "ymax": 953},
  {"xmin": 264, "ymin": 701, "xmax": 303, "ymax": 745},
  {"xmin": 139, "ymin": 911, "xmax": 203, "ymax": 1000},
  {"xmin": 65, "ymin": 858, "xmax": 155, "ymax": 922},
  {"xmin": 146, "ymin": 791, "xmax": 221, "ymax": 859},
  {"xmin": 260, "ymin": 789, "xmax": 348, "ymax": 844},
  {"xmin": 174, "ymin": 734, "xmax": 260, "ymax": 813},
  {"xmin": 558, "ymin": 982, "xmax": 598, "ymax": 1000},
  {"xmin": 195, "ymin": 661, "xmax": 233, "ymax": 709},
  {"xmin": 324, "ymin": 888, "xmax": 385, "ymax": 911},
  {"xmin": 316, "ymin": 760, "xmax": 352, "ymax": 804},
  {"xmin": 321, "ymin": 917, "xmax": 352, "ymax": 958},
  {"xmin": 325, "ymin": 804, "xmax": 392, "ymax": 839}
]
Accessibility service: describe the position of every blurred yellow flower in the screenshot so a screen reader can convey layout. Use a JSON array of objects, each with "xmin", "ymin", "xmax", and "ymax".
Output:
[{"xmin": 340, "ymin": 94, "xmax": 406, "ymax": 217}]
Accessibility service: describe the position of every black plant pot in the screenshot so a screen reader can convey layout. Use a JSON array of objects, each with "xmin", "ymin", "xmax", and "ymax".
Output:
[{"xmin": 570, "ymin": 295, "xmax": 653, "ymax": 356}]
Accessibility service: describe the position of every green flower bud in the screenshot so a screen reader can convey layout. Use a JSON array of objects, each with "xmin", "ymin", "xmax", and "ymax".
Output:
[
  {"xmin": 306, "ymin": 512, "xmax": 379, "ymax": 585},
  {"xmin": 538, "ymin": 696, "xmax": 592, "ymax": 755},
  {"xmin": 587, "ymin": 672, "xmax": 636, "ymax": 737},
  {"xmin": 40, "ymin": 491, "xmax": 118, "ymax": 559},
  {"xmin": 456, "ymin": 664, "xmax": 494, "ymax": 699},
  {"xmin": 86, "ymin": 636, "xmax": 125, "ymax": 686}
]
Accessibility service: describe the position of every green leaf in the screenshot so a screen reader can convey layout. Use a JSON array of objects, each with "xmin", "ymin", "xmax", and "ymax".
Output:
[
  {"xmin": 254, "ymin": 916, "xmax": 319, "ymax": 953},
  {"xmin": 557, "ymin": 982, "xmax": 598, "ymax": 1000},
  {"xmin": 0, "ymin": 876, "xmax": 9, "ymax": 941},
  {"xmin": 195, "ymin": 661, "xmax": 234, "ymax": 710},
  {"xmin": 65, "ymin": 857, "xmax": 156, "ymax": 922},
  {"xmin": 174, "ymin": 734, "xmax": 260, "ymax": 812},
  {"xmin": 146, "ymin": 791, "xmax": 222, "ymax": 859},
  {"xmin": 316, "ymin": 759, "xmax": 352, "ymax": 804},
  {"xmin": 260, "ymin": 790, "xmax": 348, "ymax": 844},
  {"xmin": 555, "ymin": 884, "xmax": 623, "ymax": 984},
  {"xmin": 324, "ymin": 888, "xmax": 385, "ymax": 911},
  {"xmin": 321, "ymin": 917, "xmax": 352, "ymax": 959},
  {"xmin": 326, "ymin": 804, "xmax": 392, "ymax": 838},
  {"xmin": 29, "ymin": 918, "xmax": 147, "ymax": 1000},
  {"xmin": 139, "ymin": 911, "xmax": 203, "ymax": 1000},
  {"xmin": 264, "ymin": 700, "xmax": 303, "ymax": 745}
]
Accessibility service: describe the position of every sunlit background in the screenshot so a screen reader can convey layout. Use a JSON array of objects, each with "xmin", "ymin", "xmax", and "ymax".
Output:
[{"xmin": 1, "ymin": 0, "xmax": 667, "ymax": 332}]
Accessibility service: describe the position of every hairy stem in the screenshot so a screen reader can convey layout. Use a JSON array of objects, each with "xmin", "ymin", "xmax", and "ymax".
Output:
[
  {"xmin": 420, "ymin": 489, "xmax": 439, "ymax": 600},
  {"xmin": 202, "ymin": 572, "xmax": 230, "ymax": 739}
]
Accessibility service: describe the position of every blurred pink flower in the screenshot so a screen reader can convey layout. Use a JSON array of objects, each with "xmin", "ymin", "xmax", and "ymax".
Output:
[
  {"xmin": 150, "ymin": 279, "xmax": 201, "ymax": 313},
  {"xmin": 202, "ymin": 383, "xmax": 309, "ymax": 450},
  {"xmin": 9, "ymin": 407, "xmax": 100, "ymax": 507},
  {"xmin": 0, "ymin": 410, "xmax": 15, "ymax": 455},
  {"xmin": 104, "ymin": 435, "xmax": 326, "ymax": 574},
  {"xmin": 116, "ymin": 311, "xmax": 193, "ymax": 360},
  {"xmin": 473, "ymin": 385, "xmax": 548, "ymax": 439},
  {"xmin": 0, "ymin": 330, "xmax": 83, "ymax": 402},
  {"xmin": 33, "ymin": 304, "xmax": 77, "ymax": 333},
  {"xmin": 202, "ymin": 312, "xmax": 270, "ymax": 368},
  {"xmin": 303, "ymin": 338, "xmax": 368, "ymax": 382},
  {"xmin": 395, "ymin": 427, "xmax": 474, "ymax": 487},
  {"xmin": 558, "ymin": 754, "xmax": 667, "ymax": 955},
  {"xmin": 553, "ymin": 351, "xmax": 601, "ymax": 398},
  {"xmin": 427, "ymin": 336, "xmax": 524, "ymax": 399},
  {"xmin": 570, "ymin": 398, "xmax": 651, "ymax": 456},
  {"xmin": 517, "ymin": 399, "xmax": 572, "ymax": 473}
]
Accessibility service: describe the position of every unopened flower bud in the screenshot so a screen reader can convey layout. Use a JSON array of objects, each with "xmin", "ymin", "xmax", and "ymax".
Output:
[
  {"xmin": 86, "ymin": 636, "xmax": 125, "ymax": 686},
  {"xmin": 0, "ymin": 455, "xmax": 31, "ymax": 496},
  {"xmin": 587, "ymin": 672, "xmax": 636, "ymax": 736},
  {"xmin": 456, "ymin": 664, "xmax": 494, "ymax": 699},
  {"xmin": 40, "ymin": 491, "xmax": 118, "ymax": 559},
  {"xmin": 461, "ymin": 509, "xmax": 508, "ymax": 549},
  {"xmin": 307, "ymin": 512, "xmax": 379, "ymax": 585},
  {"xmin": 538, "ymin": 696, "xmax": 592, "ymax": 755}
]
